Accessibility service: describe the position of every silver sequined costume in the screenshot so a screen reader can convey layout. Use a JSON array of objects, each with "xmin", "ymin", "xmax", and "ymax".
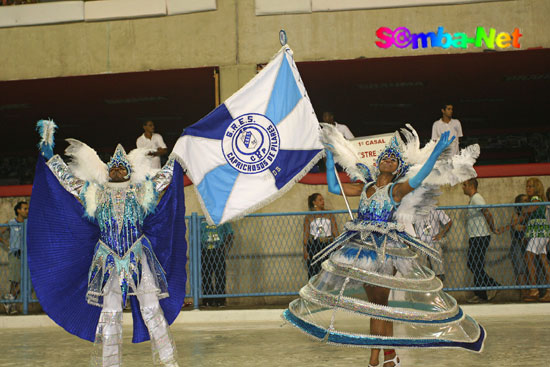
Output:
[
  {"xmin": 48, "ymin": 155, "xmax": 174, "ymax": 307},
  {"xmin": 47, "ymin": 153, "xmax": 180, "ymax": 367},
  {"xmin": 34, "ymin": 120, "xmax": 181, "ymax": 367}
]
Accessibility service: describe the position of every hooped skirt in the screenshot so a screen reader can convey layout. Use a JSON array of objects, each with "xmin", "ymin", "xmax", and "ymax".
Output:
[{"xmin": 283, "ymin": 232, "xmax": 486, "ymax": 352}]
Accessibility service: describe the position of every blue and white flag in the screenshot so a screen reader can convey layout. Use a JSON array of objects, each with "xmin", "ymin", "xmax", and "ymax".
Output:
[{"xmin": 174, "ymin": 46, "xmax": 324, "ymax": 225}]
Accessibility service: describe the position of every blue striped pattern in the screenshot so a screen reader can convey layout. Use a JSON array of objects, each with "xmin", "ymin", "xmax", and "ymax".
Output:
[
  {"xmin": 196, "ymin": 164, "xmax": 240, "ymax": 224},
  {"xmin": 265, "ymin": 55, "xmax": 302, "ymax": 126},
  {"xmin": 187, "ymin": 53, "xmax": 307, "ymax": 223},
  {"xmin": 182, "ymin": 103, "xmax": 233, "ymax": 140}
]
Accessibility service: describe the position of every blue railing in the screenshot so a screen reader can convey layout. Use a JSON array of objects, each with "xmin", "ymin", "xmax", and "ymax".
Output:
[{"xmin": 1, "ymin": 202, "xmax": 549, "ymax": 313}]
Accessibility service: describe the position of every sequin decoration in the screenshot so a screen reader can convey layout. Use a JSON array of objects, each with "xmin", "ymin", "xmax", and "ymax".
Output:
[
  {"xmin": 46, "ymin": 149, "xmax": 174, "ymax": 309},
  {"xmin": 152, "ymin": 156, "xmax": 175, "ymax": 192},
  {"xmin": 357, "ymin": 183, "xmax": 395, "ymax": 222},
  {"xmin": 47, "ymin": 155, "xmax": 86, "ymax": 198},
  {"xmin": 375, "ymin": 132, "xmax": 410, "ymax": 181},
  {"xmin": 94, "ymin": 183, "xmax": 145, "ymax": 258},
  {"xmin": 106, "ymin": 144, "xmax": 133, "ymax": 176},
  {"xmin": 82, "ymin": 179, "xmax": 167, "ymax": 307}
]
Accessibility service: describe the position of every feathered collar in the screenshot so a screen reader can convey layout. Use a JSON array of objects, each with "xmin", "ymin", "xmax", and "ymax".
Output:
[{"xmin": 64, "ymin": 138, "xmax": 158, "ymax": 185}]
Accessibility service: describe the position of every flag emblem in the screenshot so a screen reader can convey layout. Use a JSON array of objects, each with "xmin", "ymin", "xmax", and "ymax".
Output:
[
  {"xmin": 222, "ymin": 113, "xmax": 280, "ymax": 174},
  {"xmin": 174, "ymin": 46, "xmax": 324, "ymax": 224}
]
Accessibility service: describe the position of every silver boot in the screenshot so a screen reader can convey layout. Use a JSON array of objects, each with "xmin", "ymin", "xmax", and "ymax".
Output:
[
  {"xmin": 141, "ymin": 305, "xmax": 179, "ymax": 367},
  {"xmin": 90, "ymin": 310, "xmax": 123, "ymax": 367}
]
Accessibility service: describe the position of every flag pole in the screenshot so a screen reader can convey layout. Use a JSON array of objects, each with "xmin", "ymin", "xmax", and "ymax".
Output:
[
  {"xmin": 333, "ymin": 166, "xmax": 354, "ymax": 220},
  {"xmin": 279, "ymin": 28, "xmax": 352, "ymax": 219}
]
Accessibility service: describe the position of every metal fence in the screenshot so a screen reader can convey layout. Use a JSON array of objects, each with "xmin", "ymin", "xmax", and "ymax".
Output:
[
  {"xmin": 0, "ymin": 221, "xmax": 37, "ymax": 315},
  {"xmin": 2, "ymin": 202, "xmax": 549, "ymax": 314}
]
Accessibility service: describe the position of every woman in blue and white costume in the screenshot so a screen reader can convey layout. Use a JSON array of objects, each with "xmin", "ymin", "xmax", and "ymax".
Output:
[
  {"xmin": 28, "ymin": 120, "xmax": 187, "ymax": 367},
  {"xmin": 283, "ymin": 124, "xmax": 485, "ymax": 367}
]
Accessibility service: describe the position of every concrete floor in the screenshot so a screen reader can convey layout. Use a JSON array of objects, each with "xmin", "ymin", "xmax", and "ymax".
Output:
[{"xmin": 0, "ymin": 312, "xmax": 549, "ymax": 367}]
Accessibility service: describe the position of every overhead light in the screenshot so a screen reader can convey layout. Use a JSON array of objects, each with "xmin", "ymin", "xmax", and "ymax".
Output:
[
  {"xmin": 362, "ymin": 121, "xmax": 406, "ymax": 127},
  {"xmin": 504, "ymin": 73, "xmax": 550, "ymax": 81},
  {"xmin": 459, "ymin": 98, "xmax": 505, "ymax": 103},
  {"xmin": 461, "ymin": 117, "xmax": 485, "ymax": 122},
  {"xmin": 369, "ymin": 103, "xmax": 413, "ymax": 109},
  {"xmin": 357, "ymin": 81, "xmax": 424, "ymax": 89},
  {"xmin": 104, "ymin": 96, "xmax": 168, "ymax": 104},
  {"xmin": 138, "ymin": 116, "xmax": 185, "ymax": 121},
  {"xmin": 0, "ymin": 103, "xmax": 30, "ymax": 111}
]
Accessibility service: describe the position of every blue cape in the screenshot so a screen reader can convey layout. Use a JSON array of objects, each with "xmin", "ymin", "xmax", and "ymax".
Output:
[{"xmin": 27, "ymin": 156, "xmax": 187, "ymax": 343}]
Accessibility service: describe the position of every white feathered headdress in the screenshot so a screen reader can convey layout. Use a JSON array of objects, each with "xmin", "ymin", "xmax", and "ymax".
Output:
[
  {"xmin": 320, "ymin": 123, "xmax": 480, "ymax": 224},
  {"xmin": 64, "ymin": 139, "xmax": 158, "ymax": 184}
]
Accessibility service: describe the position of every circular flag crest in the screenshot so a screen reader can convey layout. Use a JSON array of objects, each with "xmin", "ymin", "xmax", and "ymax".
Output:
[{"xmin": 222, "ymin": 113, "xmax": 280, "ymax": 174}]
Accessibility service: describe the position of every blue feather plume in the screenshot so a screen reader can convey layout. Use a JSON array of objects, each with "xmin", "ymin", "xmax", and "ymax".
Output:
[{"xmin": 36, "ymin": 119, "xmax": 57, "ymax": 160}]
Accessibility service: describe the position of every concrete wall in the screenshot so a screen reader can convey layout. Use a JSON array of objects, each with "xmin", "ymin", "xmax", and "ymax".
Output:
[
  {"xmin": 1, "ymin": 0, "xmax": 549, "ymax": 100},
  {"xmin": 0, "ymin": 0, "xmax": 237, "ymax": 80},
  {"xmin": 183, "ymin": 175, "xmax": 550, "ymax": 215}
]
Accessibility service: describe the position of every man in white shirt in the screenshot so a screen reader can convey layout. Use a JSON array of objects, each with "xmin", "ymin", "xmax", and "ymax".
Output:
[
  {"xmin": 462, "ymin": 178, "xmax": 500, "ymax": 303},
  {"xmin": 323, "ymin": 111, "xmax": 354, "ymax": 139},
  {"xmin": 432, "ymin": 104, "xmax": 462, "ymax": 156},
  {"xmin": 136, "ymin": 120, "xmax": 168, "ymax": 169},
  {"xmin": 414, "ymin": 208, "xmax": 452, "ymax": 281}
]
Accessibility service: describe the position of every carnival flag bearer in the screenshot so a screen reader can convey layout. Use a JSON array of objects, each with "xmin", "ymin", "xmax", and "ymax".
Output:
[
  {"xmin": 27, "ymin": 120, "xmax": 187, "ymax": 367},
  {"xmin": 283, "ymin": 124, "xmax": 485, "ymax": 367}
]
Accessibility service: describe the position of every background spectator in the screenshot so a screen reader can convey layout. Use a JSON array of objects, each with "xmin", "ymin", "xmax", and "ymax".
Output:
[
  {"xmin": 523, "ymin": 178, "xmax": 550, "ymax": 302},
  {"xmin": 322, "ymin": 111, "xmax": 354, "ymax": 139},
  {"xmin": 498, "ymin": 194, "xmax": 529, "ymax": 300},
  {"xmin": 200, "ymin": 220, "xmax": 233, "ymax": 307},
  {"xmin": 413, "ymin": 208, "xmax": 452, "ymax": 282},
  {"xmin": 318, "ymin": 111, "xmax": 354, "ymax": 173},
  {"xmin": 303, "ymin": 193, "xmax": 338, "ymax": 279},
  {"xmin": 462, "ymin": 178, "xmax": 500, "ymax": 303},
  {"xmin": 0, "ymin": 201, "xmax": 28, "ymax": 314},
  {"xmin": 136, "ymin": 120, "xmax": 168, "ymax": 169},
  {"xmin": 432, "ymin": 103, "xmax": 463, "ymax": 156}
]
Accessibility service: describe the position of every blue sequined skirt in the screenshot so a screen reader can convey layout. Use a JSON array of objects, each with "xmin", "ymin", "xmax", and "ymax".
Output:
[
  {"xmin": 86, "ymin": 235, "xmax": 169, "ymax": 307},
  {"xmin": 283, "ymin": 230, "xmax": 486, "ymax": 352}
]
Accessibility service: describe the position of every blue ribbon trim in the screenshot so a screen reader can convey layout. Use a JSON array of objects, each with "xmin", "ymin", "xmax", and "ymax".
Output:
[
  {"xmin": 282, "ymin": 309, "xmax": 326, "ymax": 340},
  {"xmin": 283, "ymin": 308, "xmax": 485, "ymax": 352}
]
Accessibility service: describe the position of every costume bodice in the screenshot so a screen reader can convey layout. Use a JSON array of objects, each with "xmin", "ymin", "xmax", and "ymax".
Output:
[
  {"xmin": 356, "ymin": 182, "xmax": 396, "ymax": 223},
  {"xmin": 94, "ymin": 183, "xmax": 147, "ymax": 257},
  {"xmin": 46, "ymin": 154, "xmax": 174, "ymax": 257}
]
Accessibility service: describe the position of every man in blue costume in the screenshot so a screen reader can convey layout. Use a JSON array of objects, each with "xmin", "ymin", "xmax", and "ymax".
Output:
[{"xmin": 28, "ymin": 120, "xmax": 187, "ymax": 367}]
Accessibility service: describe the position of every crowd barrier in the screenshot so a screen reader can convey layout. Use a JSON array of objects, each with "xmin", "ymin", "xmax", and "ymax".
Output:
[{"xmin": 1, "ymin": 202, "xmax": 549, "ymax": 314}]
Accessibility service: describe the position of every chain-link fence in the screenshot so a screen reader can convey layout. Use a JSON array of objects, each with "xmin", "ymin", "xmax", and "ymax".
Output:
[
  {"xmin": 194, "ymin": 202, "xmax": 550, "ymax": 308},
  {"xmin": 3, "ymin": 202, "xmax": 550, "ymax": 314},
  {"xmin": 0, "ymin": 221, "xmax": 37, "ymax": 315},
  {"xmin": 439, "ymin": 202, "xmax": 550, "ymax": 299}
]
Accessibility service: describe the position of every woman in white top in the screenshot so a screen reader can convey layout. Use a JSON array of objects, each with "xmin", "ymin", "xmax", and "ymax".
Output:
[{"xmin": 303, "ymin": 193, "xmax": 338, "ymax": 279}]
